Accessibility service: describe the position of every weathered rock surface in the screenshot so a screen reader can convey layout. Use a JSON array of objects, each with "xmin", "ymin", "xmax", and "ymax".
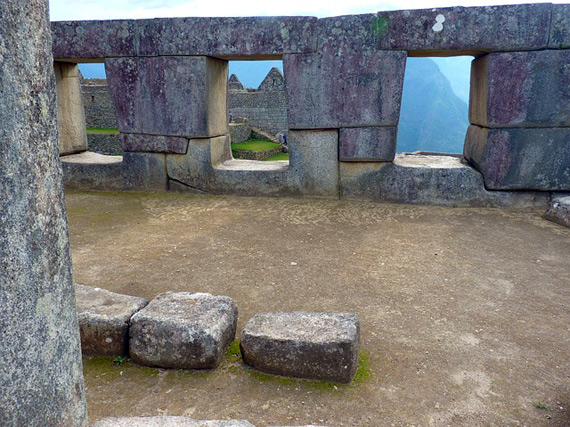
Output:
[
  {"xmin": 0, "ymin": 0, "xmax": 87, "ymax": 424},
  {"xmin": 240, "ymin": 312, "xmax": 360, "ymax": 383},
  {"xmin": 91, "ymin": 417, "xmax": 255, "ymax": 427},
  {"xmin": 75, "ymin": 284, "xmax": 149, "ymax": 356},
  {"xmin": 285, "ymin": 15, "xmax": 406, "ymax": 129},
  {"xmin": 340, "ymin": 154, "xmax": 550, "ymax": 207},
  {"xmin": 549, "ymin": 4, "xmax": 570, "ymax": 49},
  {"xmin": 287, "ymin": 130, "xmax": 339, "ymax": 197},
  {"xmin": 376, "ymin": 4, "xmax": 552, "ymax": 55},
  {"xmin": 106, "ymin": 56, "xmax": 227, "ymax": 138},
  {"xmin": 129, "ymin": 292, "xmax": 238, "ymax": 369},
  {"xmin": 470, "ymin": 50, "xmax": 570, "ymax": 128},
  {"xmin": 62, "ymin": 151, "xmax": 123, "ymax": 190},
  {"xmin": 544, "ymin": 196, "xmax": 570, "ymax": 228},
  {"xmin": 122, "ymin": 152, "xmax": 168, "ymax": 191},
  {"xmin": 52, "ymin": 17, "xmax": 317, "ymax": 60},
  {"xmin": 54, "ymin": 62, "xmax": 88, "ymax": 155},
  {"xmin": 122, "ymin": 134, "xmax": 189, "ymax": 154},
  {"xmin": 339, "ymin": 127, "xmax": 397, "ymax": 162},
  {"xmin": 464, "ymin": 125, "xmax": 570, "ymax": 191}
]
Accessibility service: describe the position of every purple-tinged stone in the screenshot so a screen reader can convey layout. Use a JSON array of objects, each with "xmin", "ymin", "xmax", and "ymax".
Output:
[
  {"xmin": 375, "ymin": 4, "xmax": 551, "ymax": 55},
  {"xmin": 121, "ymin": 134, "xmax": 189, "ymax": 154},
  {"xmin": 549, "ymin": 4, "xmax": 570, "ymax": 49},
  {"xmin": 339, "ymin": 127, "xmax": 397, "ymax": 162},
  {"xmin": 470, "ymin": 50, "xmax": 570, "ymax": 128},
  {"xmin": 464, "ymin": 125, "xmax": 570, "ymax": 191}
]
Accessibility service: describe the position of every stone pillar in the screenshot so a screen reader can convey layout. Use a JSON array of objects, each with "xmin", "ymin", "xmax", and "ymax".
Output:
[
  {"xmin": 55, "ymin": 62, "xmax": 89, "ymax": 155},
  {"xmin": 465, "ymin": 50, "xmax": 570, "ymax": 190},
  {"xmin": 0, "ymin": 1, "xmax": 88, "ymax": 425}
]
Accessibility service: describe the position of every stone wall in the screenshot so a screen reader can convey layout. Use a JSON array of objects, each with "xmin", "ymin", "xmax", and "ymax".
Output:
[
  {"xmin": 228, "ymin": 90, "xmax": 287, "ymax": 136},
  {"xmin": 53, "ymin": 4, "xmax": 570, "ymax": 205},
  {"xmin": 82, "ymin": 79, "xmax": 118, "ymax": 129}
]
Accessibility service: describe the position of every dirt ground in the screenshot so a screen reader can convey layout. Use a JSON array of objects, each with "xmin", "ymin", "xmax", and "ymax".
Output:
[{"xmin": 65, "ymin": 190, "xmax": 570, "ymax": 426}]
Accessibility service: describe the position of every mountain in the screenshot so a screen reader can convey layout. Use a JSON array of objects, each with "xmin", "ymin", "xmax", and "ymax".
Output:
[{"xmin": 397, "ymin": 58, "xmax": 469, "ymax": 154}]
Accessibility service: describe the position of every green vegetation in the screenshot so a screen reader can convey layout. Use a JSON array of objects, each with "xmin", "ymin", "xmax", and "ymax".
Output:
[
  {"xmin": 531, "ymin": 402, "xmax": 553, "ymax": 411},
  {"xmin": 263, "ymin": 152, "xmax": 289, "ymax": 161},
  {"xmin": 113, "ymin": 356, "xmax": 124, "ymax": 365},
  {"xmin": 86, "ymin": 127, "xmax": 120, "ymax": 134},
  {"xmin": 225, "ymin": 339, "xmax": 242, "ymax": 363},
  {"xmin": 231, "ymin": 139, "xmax": 281, "ymax": 152}
]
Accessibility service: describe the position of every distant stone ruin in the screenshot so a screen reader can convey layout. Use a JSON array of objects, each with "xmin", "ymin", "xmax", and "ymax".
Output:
[{"xmin": 51, "ymin": 4, "xmax": 569, "ymax": 208}]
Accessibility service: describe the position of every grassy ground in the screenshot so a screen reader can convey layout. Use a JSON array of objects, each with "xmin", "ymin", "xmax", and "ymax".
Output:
[
  {"xmin": 86, "ymin": 127, "xmax": 120, "ymax": 135},
  {"xmin": 264, "ymin": 152, "xmax": 289, "ymax": 161},
  {"xmin": 231, "ymin": 139, "xmax": 281, "ymax": 152}
]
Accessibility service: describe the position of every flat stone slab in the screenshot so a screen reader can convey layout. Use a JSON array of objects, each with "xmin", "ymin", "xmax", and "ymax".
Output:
[
  {"xmin": 129, "ymin": 292, "xmax": 238, "ymax": 369},
  {"xmin": 61, "ymin": 151, "xmax": 123, "ymax": 191},
  {"xmin": 544, "ymin": 196, "xmax": 570, "ymax": 229},
  {"xmin": 91, "ymin": 417, "xmax": 254, "ymax": 427},
  {"xmin": 75, "ymin": 284, "xmax": 149, "ymax": 357},
  {"xmin": 375, "ymin": 4, "xmax": 552, "ymax": 55},
  {"xmin": 240, "ymin": 312, "xmax": 360, "ymax": 383}
]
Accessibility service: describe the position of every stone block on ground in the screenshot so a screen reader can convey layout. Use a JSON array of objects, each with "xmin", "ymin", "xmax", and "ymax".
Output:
[
  {"xmin": 470, "ymin": 50, "xmax": 570, "ymax": 128},
  {"xmin": 375, "ymin": 4, "xmax": 551, "ymax": 54},
  {"xmin": 339, "ymin": 154, "xmax": 550, "ymax": 207},
  {"xmin": 549, "ymin": 4, "xmax": 570, "ymax": 49},
  {"xmin": 287, "ymin": 130, "xmax": 339, "ymax": 197},
  {"xmin": 339, "ymin": 127, "xmax": 397, "ymax": 161},
  {"xmin": 106, "ymin": 56, "xmax": 227, "ymax": 138},
  {"xmin": 284, "ymin": 15, "xmax": 405, "ymax": 129},
  {"xmin": 122, "ymin": 134, "xmax": 189, "ymax": 154},
  {"xmin": 240, "ymin": 312, "xmax": 360, "ymax": 383},
  {"xmin": 88, "ymin": 134, "xmax": 122, "ymax": 156},
  {"xmin": 75, "ymin": 284, "xmax": 148, "ymax": 357},
  {"xmin": 121, "ymin": 152, "xmax": 167, "ymax": 191},
  {"xmin": 91, "ymin": 417, "xmax": 255, "ymax": 427},
  {"xmin": 129, "ymin": 292, "xmax": 238, "ymax": 369},
  {"xmin": 464, "ymin": 125, "xmax": 570, "ymax": 191},
  {"xmin": 544, "ymin": 196, "xmax": 570, "ymax": 228},
  {"xmin": 61, "ymin": 151, "xmax": 123, "ymax": 191}
]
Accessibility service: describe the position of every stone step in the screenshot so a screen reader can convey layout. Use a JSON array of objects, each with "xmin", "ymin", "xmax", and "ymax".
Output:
[
  {"xmin": 129, "ymin": 292, "xmax": 238, "ymax": 369},
  {"xmin": 75, "ymin": 284, "xmax": 149, "ymax": 357},
  {"xmin": 240, "ymin": 312, "xmax": 360, "ymax": 383},
  {"xmin": 251, "ymin": 126, "xmax": 279, "ymax": 143}
]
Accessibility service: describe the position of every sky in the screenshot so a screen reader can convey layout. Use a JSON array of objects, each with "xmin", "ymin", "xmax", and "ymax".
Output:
[{"xmin": 48, "ymin": 0, "xmax": 564, "ymax": 21}]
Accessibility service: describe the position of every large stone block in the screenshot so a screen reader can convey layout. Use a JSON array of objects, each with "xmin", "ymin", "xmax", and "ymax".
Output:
[
  {"xmin": 75, "ymin": 284, "xmax": 148, "ymax": 357},
  {"xmin": 470, "ymin": 50, "xmax": 570, "ymax": 128},
  {"xmin": 339, "ymin": 155, "xmax": 550, "ymax": 207},
  {"xmin": 129, "ymin": 292, "xmax": 238, "ymax": 369},
  {"xmin": 375, "ymin": 4, "xmax": 551, "ymax": 55},
  {"xmin": 54, "ymin": 62, "xmax": 88, "ymax": 155},
  {"xmin": 339, "ymin": 127, "xmax": 397, "ymax": 162},
  {"xmin": 464, "ymin": 125, "xmax": 570, "ymax": 191},
  {"xmin": 287, "ymin": 130, "xmax": 339, "ymax": 197},
  {"xmin": 549, "ymin": 4, "xmax": 570, "ymax": 49},
  {"xmin": 122, "ymin": 152, "xmax": 168, "ymax": 191},
  {"xmin": 544, "ymin": 196, "xmax": 570, "ymax": 228},
  {"xmin": 122, "ymin": 134, "xmax": 189, "ymax": 154},
  {"xmin": 241, "ymin": 312, "xmax": 360, "ymax": 383},
  {"xmin": 0, "ymin": 0, "xmax": 87, "ymax": 424},
  {"xmin": 62, "ymin": 152, "xmax": 123, "ymax": 191},
  {"xmin": 145, "ymin": 17, "xmax": 317, "ymax": 58},
  {"xmin": 284, "ymin": 15, "xmax": 406, "ymax": 129},
  {"xmin": 106, "ymin": 56, "xmax": 227, "ymax": 138},
  {"xmin": 51, "ymin": 20, "xmax": 137, "ymax": 61},
  {"xmin": 92, "ymin": 417, "xmax": 255, "ymax": 427}
]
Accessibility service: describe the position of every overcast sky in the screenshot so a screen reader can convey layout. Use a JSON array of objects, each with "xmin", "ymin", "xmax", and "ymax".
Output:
[{"xmin": 49, "ymin": 0, "xmax": 562, "ymax": 21}]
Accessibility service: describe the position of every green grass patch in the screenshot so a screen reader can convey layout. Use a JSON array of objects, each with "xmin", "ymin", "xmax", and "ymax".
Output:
[
  {"xmin": 231, "ymin": 139, "xmax": 281, "ymax": 152},
  {"xmin": 225, "ymin": 339, "xmax": 242, "ymax": 363},
  {"xmin": 86, "ymin": 127, "xmax": 120, "ymax": 134},
  {"xmin": 531, "ymin": 402, "xmax": 553, "ymax": 411},
  {"xmin": 263, "ymin": 152, "xmax": 289, "ymax": 161}
]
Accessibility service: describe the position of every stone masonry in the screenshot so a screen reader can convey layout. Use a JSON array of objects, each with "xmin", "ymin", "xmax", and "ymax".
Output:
[{"xmin": 52, "ymin": 4, "xmax": 570, "ymax": 206}]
